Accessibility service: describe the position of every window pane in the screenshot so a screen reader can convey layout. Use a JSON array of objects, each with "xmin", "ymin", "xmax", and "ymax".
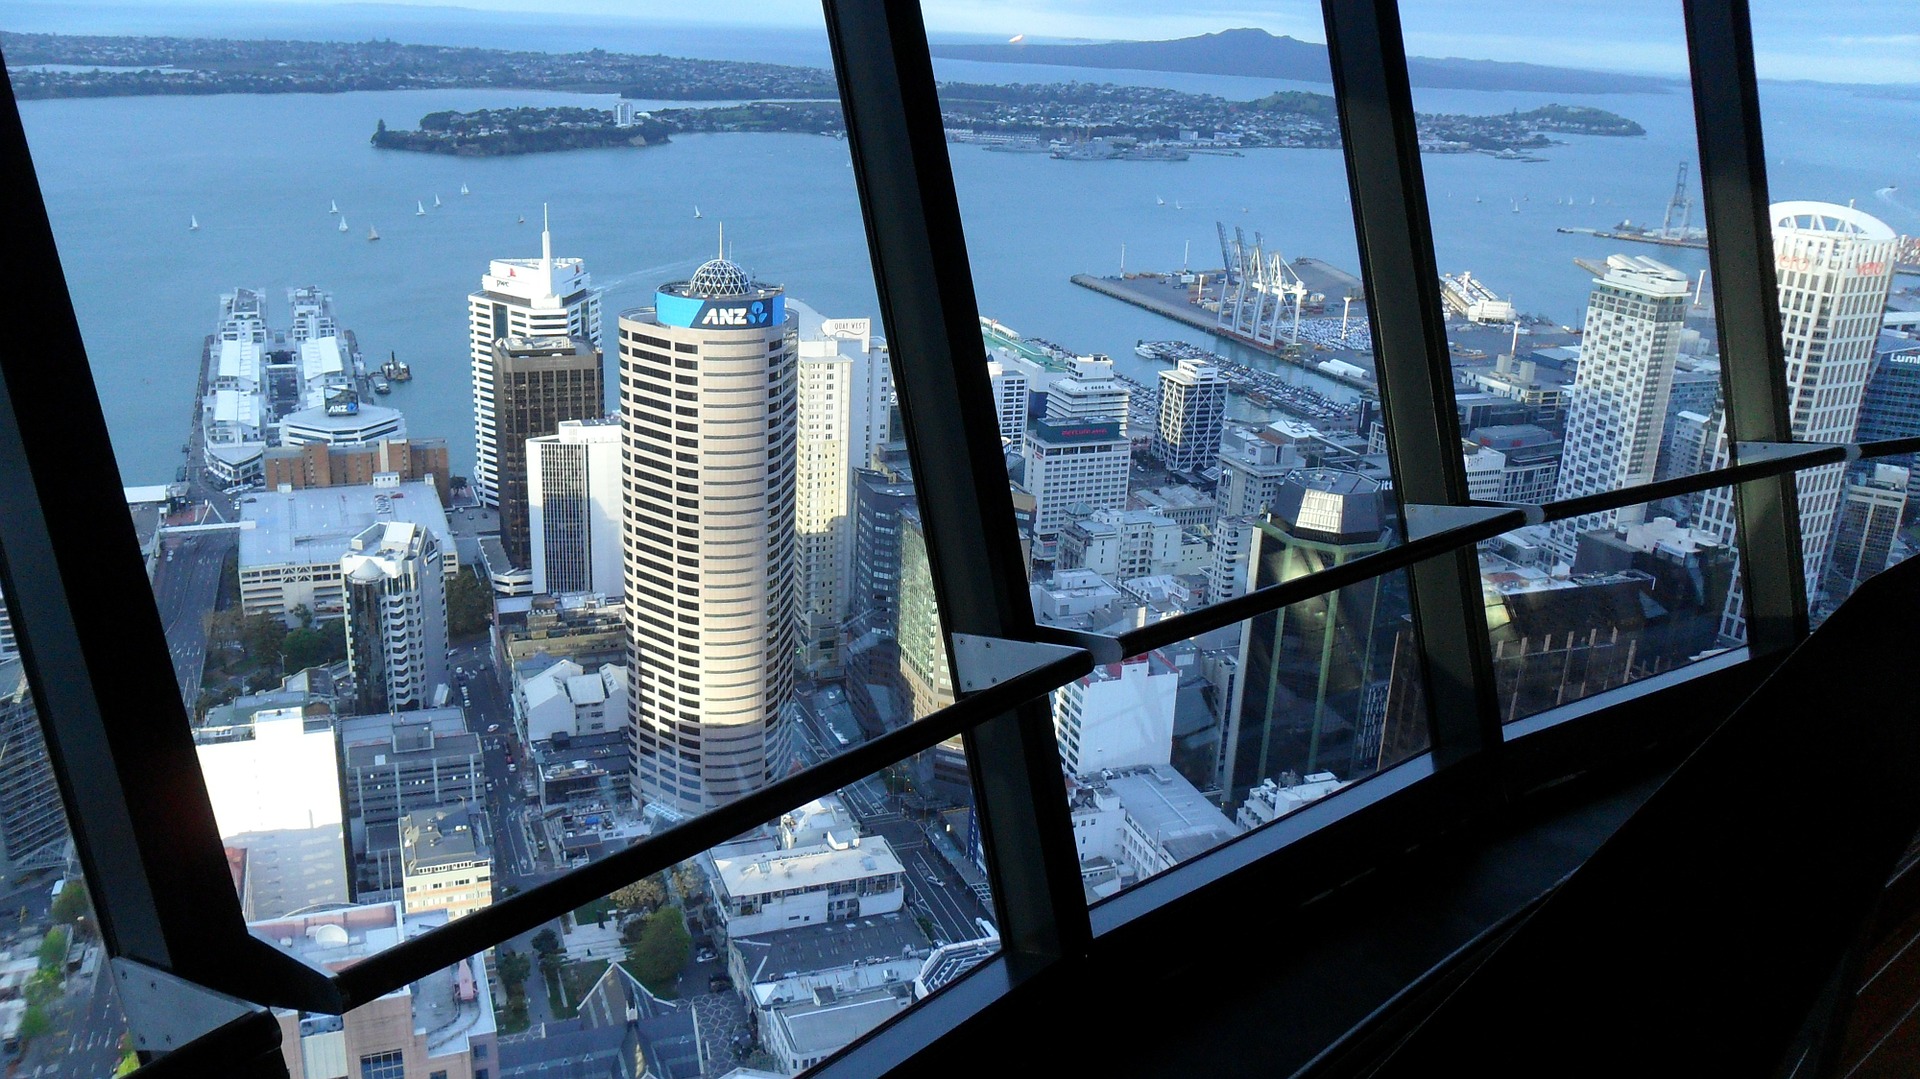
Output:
[
  {"xmin": 1750, "ymin": 3, "xmax": 1919, "ymax": 623},
  {"xmin": 1396, "ymin": 3, "xmax": 1742, "ymax": 646},
  {"xmin": 1049, "ymin": 561, "xmax": 1429, "ymax": 906},
  {"xmin": 0, "ymin": 589, "xmax": 136, "ymax": 1074},
  {"xmin": 1480, "ymin": 490, "xmax": 1741, "ymax": 723},
  {"xmin": 926, "ymin": 8, "xmax": 1401, "ymax": 624},
  {"xmin": 12, "ymin": 9, "xmax": 957, "ymax": 903}
]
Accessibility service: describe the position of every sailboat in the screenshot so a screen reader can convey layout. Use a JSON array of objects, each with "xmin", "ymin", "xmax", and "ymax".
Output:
[
  {"xmin": 189, "ymin": 215, "xmax": 200, "ymax": 232},
  {"xmin": 517, "ymin": 214, "xmax": 526, "ymax": 224},
  {"xmin": 1475, "ymin": 196, "xmax": 1483, "ymax": 203},
  {"xmin": 368, "ymin": 226, "xmax": 380, "ymax": 241},
  {"xmin": 328, "ymin": 200, "xmax": 339, "ymax": 215},
  {"xmin": 694, "ymin": 205, "xmax": 702, "ymax": 219},
  {"xmin": 460, "ymin": 183, "xmax": 470, "ymax": 196},
  {"xmin": 1511, "ymin": 199, "xmax": 1520, "ymax": 214},
  {"xmin": 433, "ymin": 194, "xmax": 442, "ymax": 208},
  {"xmin": 1155, "ymin": 195, "xmax": 1165, "ymax": 206},
  {"xmin": 338, "ymin": 217, "xmax": 350, "ymax": 233},
  {"xmin": 417, "ymin": 201, "xmax": 427, "ymax": 216},
  {"xmin": 1174, "ymin": 199, "xmax": 1183, "ymax": 211}
]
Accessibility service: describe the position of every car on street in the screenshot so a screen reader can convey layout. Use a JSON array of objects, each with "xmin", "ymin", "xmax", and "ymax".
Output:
[
  {"xmin": 925, "ymin": 872, "xmax": 941, "ymax": 886},
  {"xmin": 487, "ymin": 724, "xmax": 501, "ymax": 733}
]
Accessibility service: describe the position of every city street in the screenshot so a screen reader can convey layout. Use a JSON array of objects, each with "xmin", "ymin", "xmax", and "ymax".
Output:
[
  {"xmin": 15, "ymin": 943, "xmax": 129, "ymax": 1079},
  {"xmin": 150, "ymin": 530, "xmax": 234, "ymax": 708}
]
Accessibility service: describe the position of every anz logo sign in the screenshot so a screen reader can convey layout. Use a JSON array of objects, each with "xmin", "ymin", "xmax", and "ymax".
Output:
[{"xmin": 699, "ymin": 300, "xmax": 773, "ymax": 327}]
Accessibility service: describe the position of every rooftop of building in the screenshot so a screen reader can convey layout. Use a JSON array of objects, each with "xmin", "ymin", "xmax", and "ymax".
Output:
[
  {"xmin": 715, "ymin": 837, "xmax": 905, "ymax": 901},
  {"xmin": 1085, "ymin": 764, "xmax": 1241, "ymax": 863},
  {"xmin": 772, "ymin": 986, "xmax": 914, "ymax": 1057},
  {"xmin": 238, "ymin": 481, "xmax": 450, "ymax": 568},
  {"xmin": 401, "ymin": 804, "xmax": 489, "ymax": 871},
  {"xmin": 733, "ymin": 913, "xmax": 931, "ymax": 987}
]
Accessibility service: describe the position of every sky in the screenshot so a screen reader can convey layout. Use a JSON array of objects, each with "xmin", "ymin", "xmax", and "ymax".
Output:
[{"xmin": 0, "ymin": 0, "xmax": 1914, "ymax": 84}]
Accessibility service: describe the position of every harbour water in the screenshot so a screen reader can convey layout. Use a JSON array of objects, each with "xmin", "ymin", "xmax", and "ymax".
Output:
[{"xmin": 9, "ymin": 20, "xmax": 1916, "ymax": 484}]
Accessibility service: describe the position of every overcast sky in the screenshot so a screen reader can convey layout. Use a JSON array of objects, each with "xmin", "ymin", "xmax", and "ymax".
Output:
[{"xmin": 3, "ymin": 0, "xmax": 1914, "ymax": 83}]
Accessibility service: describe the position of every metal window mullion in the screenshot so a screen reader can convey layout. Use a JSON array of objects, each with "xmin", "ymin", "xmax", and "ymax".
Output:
[
  {"xmin": 1684, "ymin": 0, "xmax": 1805, "ymax": 656},
  {"xmin": 1321, "ymin": 0, "xmax": 1503, "ymax": 765},
  {"xmin": 820, "ymin": 1, "xmax": 1092, "ymax": 963},
  {"xmin": 0, "ymin": 62, "xmax": 315, "ymax": 1007}
]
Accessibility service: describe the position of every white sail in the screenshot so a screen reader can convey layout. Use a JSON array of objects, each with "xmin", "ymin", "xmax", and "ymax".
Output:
[
  {"xmin": 368, "ymin": 226, "xmax": 380, "ymax": 241},
  {"xmin": 339, "ymin": 218, "xmax": 349, "ymax": 232},
  {"xmin": 460, "ymin": 183, "xmax": 470, "ymax": 195},
  {"xmin": 329, "ymin": 200, "xmax": 339, "ymax": 214},
  {"xmin": 189, "ymin": 215, "xmax": 199, "ymax": 231},
  {"xmin": 434, "ymin": 194, "xmax": 442, "ymax": 207},
  {"xmin": 417, "ymin": 201, "xmax": 426, "ymax": 216}
]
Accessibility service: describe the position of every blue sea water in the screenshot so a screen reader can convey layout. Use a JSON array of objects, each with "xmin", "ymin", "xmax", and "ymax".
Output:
[{"xmin": 7, "ymin": 11, "xmax": 1917, "ymax": 484}]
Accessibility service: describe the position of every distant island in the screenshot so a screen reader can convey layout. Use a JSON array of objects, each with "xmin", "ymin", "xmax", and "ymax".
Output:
[
  {"xmin": 371, "ymin": 101, "xmax": 846, "ymax": 156},
  {"xmin": 0, "ymin": 32, "xmax": 837, "ymax": 100},
  {"xmin": 373, "ymin": 88, "xmax": 1640, "ymax": 159},
  {"xmin": 929, "ymin": 28, "xmax": 1682, "ymax": 95}
]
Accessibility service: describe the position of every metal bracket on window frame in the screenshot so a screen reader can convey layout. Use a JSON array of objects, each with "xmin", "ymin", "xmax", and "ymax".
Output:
[
  {"xmin": 114, "ymin": 956, "xmax": 262, "ymax": 1056},
  {"xmin": 952, "ymin": 634, "xmax": 1090, "ymax": 693}
]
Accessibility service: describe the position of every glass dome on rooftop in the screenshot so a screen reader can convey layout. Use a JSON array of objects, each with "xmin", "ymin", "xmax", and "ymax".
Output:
[{"xmin": 687, "ymin": 257, "xmax": 753, "ymax": 297}]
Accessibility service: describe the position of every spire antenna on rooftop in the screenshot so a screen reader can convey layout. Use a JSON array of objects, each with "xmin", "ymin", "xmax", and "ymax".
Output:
[
  {"xmin": 541, "ymin": 203, "xmax": 552, "ymax": 269},
  {"xmin": 718, "ymin": 221, "xmax": 725, "ymax": 261}
]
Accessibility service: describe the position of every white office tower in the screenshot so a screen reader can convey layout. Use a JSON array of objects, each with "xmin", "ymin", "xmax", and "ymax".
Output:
[
  {"xmin": 1152, "ymin": 358, "xmax": 1229, "ymax": 473},
  {"xmin": 1547, "ymin": 255, "xmax": 1691, "ymax": 560},
  {"xmin": 528, "ymin": 418, "xmax": 623, "ymax": 597},
  {"xmin": 1022, "ymin": 417, "xmax": 1132, "ymax": 560},
  {"xmin": 469, "ymin": 212, "xmax": 603, "ymax": 507},
  {"xmin": 1045, "ymin": 355, "xmax": 1132, "ymax": 424},
  {"xmin": 793, "ymin": 301, "xmax": 892, "ymax": 677},
  {"xmin": 195, "ymin": 708, "xmax": 349, "ymax": 920},
  {"xmin": 1053, "ymin": 654, "xmax": 1180, "ymax": 776},
  {"xmin": 621, "ymin": 255, "xmax": 797, "ymax": 815},
  {"xmin": 1699, "ymin": 202, "xmax": 1899, "ymax": 636},
  {"xmin": 342, "ymin": 519, "xmax": 449, "ymax": 715},
  {"xmin": 987, "ymin": 359, "xmax": 1029, "ymax": 447}
]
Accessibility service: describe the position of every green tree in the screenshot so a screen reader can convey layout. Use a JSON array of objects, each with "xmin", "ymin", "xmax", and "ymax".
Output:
[
  {"xmin": 24, "ymin": 969, "xmax": 59, "ymax": 1007},
  {"xmin": 496, "ymin": 947, "xmax": 531, "ymax": 992},
  {"xmin": 531, "ymin": 928, "xmax": 561, "ymax": 957},
  {"xmin": 17, "ymin": 1003, "xmax": 49, "ymax": 1041},
  {"xmin": 239, "ymin": 613, "xmax": 285, "ymax": 668},
  {"xmin": 50, "ymin": 881, "xmax": 90, "ymax": 927},
  {"xmin": 672, "ymin": 863, "xmax": 704, "ymax": 903},
  {"xmin": 741, "ymin": 1049, "xmax": 782, "ymax": 1071},
  {"xmin": 282, "ymin": 619, "xmax": 346, "ymax": 672},
  {"xmin": 447, "ymin": 570, "xmax": 492, "ymax": 640},
  {"xmin": 289, "ymin": 603, "xmax": 314, "ymax": 629},
  {"xmin": 612, "ymin": 876, "xmax": 665, "ymax": 914},
  {"xmin": 35, "ymin": 927, "xmax": 68, "ymax": 970},
  {"xmin": 624, "ymin": 907, "xmax": 691, "ymax": 997}
]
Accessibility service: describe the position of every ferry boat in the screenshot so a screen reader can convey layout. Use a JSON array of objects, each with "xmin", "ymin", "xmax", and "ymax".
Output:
[{"xmin": 381, "ymin": 352, "xmax": 412, "ymax": 382}]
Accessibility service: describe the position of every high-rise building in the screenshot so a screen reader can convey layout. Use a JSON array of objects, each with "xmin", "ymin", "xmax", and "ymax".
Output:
[
  {"xmin": 194, "ymin": 707, "xmax": 349, "ymax": 920},
  {"xmin": 1152, "ymin": 358, "xmax": 1229, "ymax": 473},
  {"xmin": 491, "ymin": 335, "xmax": 604, "ymax": 569},
  {"xmin": 1825, "ymin": 464, "xmax": 1909, "ymax": 605},
  {"xmin": 1854, "ymin": 340, "xmax": 1920, "ymax": 463},
  {"xmin": 469, "ymin": 214, "xmax": 603, "ymax": 508},
  {"xmin": 1548, "ymin": 255, "xmax": 1691, "ymax": 558},
  {"xmin": 0, "ymin": 585, "xmax": 14, "ymax": 661},
  {"xmin": 1225, "ymin": 470, "xmax": 1396, "ymax": 805},
  {"xmin": 399, "ymin": 804, "xmax": 492, "ymax": 922},
  {"xmin": 1021, "ymin": 417, "xmax": 1131, "ymax": 559},
  {"xmin": 1699, "ymin": 202, "xmax": 1899, "ymax": 635},
  {"xmin": 1044, "ymin": 355, "xmax": 1131, "ymax": 425},
  {"xmin": 1052, "ymin": 653, "xmax": 1180, "ymax": 776},
  {"xmin": 1658, "ymin": 365, "xmax": 1723, "ymax": 480},
  {"xmin": 1216, "ymin": 423, "xmax": 1311, "ymax": 519},
  {"xmin": 0, "ymin": 657, "xmax": 67, "ymax": 883},
  {"xmin": 987, "ymin": 359, "xmax": 1029, "ymax": 447},
  {"xmin": 342, "ymin": 521, "xmax": 449, "ymax": 714},
  {"xmin": 620, "ymin": 255, "xmax": 797, "ymax": 816},
  {"xmin": 794, "ymin": 302, "xmax": 892, "ymax": 677},
  {"xmin": 528, "ymin": 418, "xmax": 622, "ymax": 598}
]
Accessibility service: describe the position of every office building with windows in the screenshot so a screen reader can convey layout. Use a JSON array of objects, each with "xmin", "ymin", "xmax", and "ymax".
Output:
[
  {"xmin": 1825, "ymin": 464, "xmax": 1909, "ymax": 606},
  {"xmin": 1548, "ymin": 255, "xmax": 1691, "ymax": 558},
  {"xmin": 0, "ymin": 658, "xmax": 65, "ymax": 884},
  {"xmin": 1151, "ymin": 358, "xmax": 1229, "ymax": 474},
  {"xmin": 1021, "ymin": 418, "xmax": 1132, "ymax": 559},
  {"xmin": 342, "ymin": 520, "xmax": 449, "ymax": 715},
  {"xmin": 987, "ymin": 359, "xmax": 1029, "ymax": 447},
  {"xmin": 489, "ymin": 334, "xmax": 603, "ymax": 570},
  {"xmin": 469, "ymin": 217, "xmax": 603, "ymax": 508},
  {"xmin": 526, "ymin": 417, "xmax": 622, "ymax": 598},
  {"xmin": 619, "ymin": 255, "xmax": 797, "ymax": 815},
  {"xmin": 1699, "ymin": 202, "xmax": 1900, "ymax": 632},
  {"xmin": 794, "ymin": 301, "xmax": 893, "ymax": 677}
]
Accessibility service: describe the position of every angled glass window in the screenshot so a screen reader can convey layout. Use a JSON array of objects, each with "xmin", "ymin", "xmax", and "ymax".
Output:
[
  {"xmin": 8, "ymin": 8, "xmax": 971, "ymax": 907},
  {"xmin": 1750, "ymin": 2, "xmax": 1919, "ymax": 623},
  {"xmin": 925, "ymin": 5, "xmax": 1399, "ymax": 607},
  {"xmin": 0, "ymin": 588, "xmax": 135, "ymax": 1074}
]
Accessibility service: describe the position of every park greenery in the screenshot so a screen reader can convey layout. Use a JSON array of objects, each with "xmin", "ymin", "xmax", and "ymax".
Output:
[
  {"xmin": 495, "ymin": 947, "xmax": 532, "ymax": 1034},
  {"xmin": 448, "ymin": 569, "xmax": 492, "ymax": 639},
  {"xmin": 625, "ymin": 906, "xmax": 691, "ymax": 998}
]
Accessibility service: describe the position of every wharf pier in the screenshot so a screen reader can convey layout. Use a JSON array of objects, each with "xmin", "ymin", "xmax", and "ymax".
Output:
[{"xmin": 1070, "ymin": 271, "xmax": 1378, "ymax": 392}]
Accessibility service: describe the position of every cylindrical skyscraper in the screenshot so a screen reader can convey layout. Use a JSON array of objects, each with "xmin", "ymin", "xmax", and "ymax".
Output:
[{"xmin": 620, "ymin": 255, "xmax": 797, "ymax": 816}]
